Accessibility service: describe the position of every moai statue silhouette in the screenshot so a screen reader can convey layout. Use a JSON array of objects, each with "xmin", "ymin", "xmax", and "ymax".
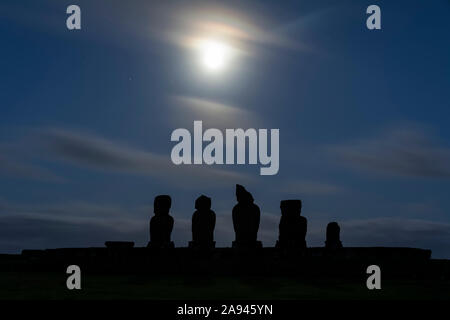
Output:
[
  {"xmin": 276, "ymin": 200, "xmax": 307, "ymax": 250},
  {"xmin": 232, "ymin": 184, "xmax": 262, "ymax": 248},
  {"xmin": 190, "ymin": 195, "xmax": 216, "ymax": 249},
  {"xmin": 148, "ymin": 195, "xmax": 174, "ymax": 248},
  {"xmin": 325, "ymin": 222, "xmax": 343, "ymax": 249}
]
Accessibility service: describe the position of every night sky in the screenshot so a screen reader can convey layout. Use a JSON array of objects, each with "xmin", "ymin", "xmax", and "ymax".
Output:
[{"xmin": 1, "ymin": 0, "xmax": 450, "ymax": 257}]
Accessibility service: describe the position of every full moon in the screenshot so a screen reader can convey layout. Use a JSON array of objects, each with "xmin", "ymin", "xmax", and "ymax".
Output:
[{"xmin": 199, "ymin": 39, "xmax": 231, "ymax": 72}]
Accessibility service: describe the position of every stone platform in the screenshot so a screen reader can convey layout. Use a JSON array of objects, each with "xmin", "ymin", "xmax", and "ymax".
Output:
[{"xmin": 0, "ymin": 245, "xmax": 431, "ymax": 279}]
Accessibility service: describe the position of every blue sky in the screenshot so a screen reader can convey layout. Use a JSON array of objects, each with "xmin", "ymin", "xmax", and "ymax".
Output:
[{"xmin": 1, "ymin": 0, "xmax": 450, "ymax": 257}]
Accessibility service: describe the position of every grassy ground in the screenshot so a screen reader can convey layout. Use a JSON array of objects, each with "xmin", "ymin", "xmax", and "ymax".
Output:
[{"xmin": 0, "ymin": 272, "xmax": 449, "ymax": 300}]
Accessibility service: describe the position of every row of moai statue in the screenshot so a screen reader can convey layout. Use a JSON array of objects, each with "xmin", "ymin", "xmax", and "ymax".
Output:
[{"xmin": 148, "ymin": 184, "xmax": 343, "ymax": 250}]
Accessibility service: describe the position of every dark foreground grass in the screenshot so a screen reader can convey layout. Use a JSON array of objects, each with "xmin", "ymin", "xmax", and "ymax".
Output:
[{"xmin": 0, "ymin": 272, "xmax": 449, "ymax": 300}]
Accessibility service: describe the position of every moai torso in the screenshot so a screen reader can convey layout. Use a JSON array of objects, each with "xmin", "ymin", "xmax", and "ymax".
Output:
[
  {"xmin": 149, "ymin": 195, "xmax": 174, "ymax": 247},
  {"xmin": 232, "ymin": 185, "xmax": 261, "ymax": 244},
  {"xmin": 150, "ymin": 214, "xmax": 174, "ymax": 243},
  {"xmin": 232, "ymin": 202, "xmax": 261, "ymax": 243},
  {"xmin": 325, "ymin": 222, "xmax": 343, "ymax": 249},
  {"xmin": 192, "ymin": 195, "xmax": 216, "ymax": 243},
  {"xmin": 278, "ymin": 200, "xmax": 307, "ymax": 248}
]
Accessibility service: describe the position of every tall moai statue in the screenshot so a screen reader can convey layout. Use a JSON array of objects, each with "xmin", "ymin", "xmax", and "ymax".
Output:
[
  {"xmin": 276, "ymin": 200, "xmax": 307, "ymax": 250},
  {"xmin": 148, "ymin": 195, "xmax": 175, "ymax": 248},
  {"xmin": 189, "ymin": 195, "xmax": 216, "ymax": 249},
  {"xmin": 325, "ymin": 222, "xmax": 343, "ymax": 249},
  {"xmin": 232, "ymin": 184, "xmax": 262, "ymax": 248}
]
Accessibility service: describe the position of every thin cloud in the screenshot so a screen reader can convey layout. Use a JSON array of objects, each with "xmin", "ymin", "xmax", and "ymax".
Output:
[
  {"xmin": 146, "ymin": 1, "xmax": 312, "ymax": 56},
  {"xmin": 0, "ymin": 200, "xmax": 148, "ymax": 221},
  {"xmin": 39, "ymin": 128, "xmax": 253, "ymax": 188},
  {"xmin": 170, "ymin": 95, "xmax": 261, "ymax": 128},
  {"xmin": 280, "ymin": 180, "xmax": 344, "ymax": 196},
  {"xmin": 0, "ymin": 155, "xmax": 64, "ymax": 182},
  {"xmin": 173, "ymin": 96, "xmax": 247, "ymax": 115},
  {"xmin": 327, "ymin": 126, "xmax": 450, "ymax": 178}
]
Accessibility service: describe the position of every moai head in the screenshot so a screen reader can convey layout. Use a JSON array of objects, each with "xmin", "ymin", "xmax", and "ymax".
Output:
[
  {"xmin": 195, "ymin": 195, "xmax": 211, "ymax": 211},
  {"xmin": 154, "ymin": 195, "xmax": 171, "ymax": 216},
  {"xmin": 236, "ymin": 184, "xmax": 254, "ymax": 204},
  {"xmin": 280, "ymin": 200, "xmax": 302, "ymax": 216}
]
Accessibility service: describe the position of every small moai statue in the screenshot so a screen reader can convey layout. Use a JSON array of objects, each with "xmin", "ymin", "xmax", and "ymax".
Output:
[
  {"xmin": 276, "ymin": 200, "xmax": 307, "ymax": 250},
  {"xmin": 148, "ymin": 195, "xmax": 174, "ymax": 248},
  {"xmin": 232, "ymin": 184, "xmax": 262, "ymax": 248},
  {"xmin": 189, "ymin": 195, "xmax": 216, "ymax": 249},
  {"xmin": 325, "ymin": 222, "xmax": 343, "ymax": 249}
]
